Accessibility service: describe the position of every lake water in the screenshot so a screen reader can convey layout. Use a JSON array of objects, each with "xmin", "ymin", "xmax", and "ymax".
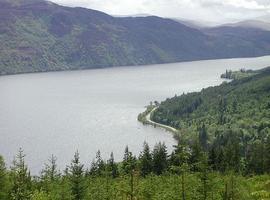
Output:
[{"xmin": 1, "ymin": 56, "xmax": 270, "ymax": 174}]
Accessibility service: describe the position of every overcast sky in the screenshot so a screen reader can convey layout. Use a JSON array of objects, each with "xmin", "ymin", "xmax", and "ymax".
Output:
[{"xmin": 50, "ymin": 0, "xmax": 270, "ymax": 24}]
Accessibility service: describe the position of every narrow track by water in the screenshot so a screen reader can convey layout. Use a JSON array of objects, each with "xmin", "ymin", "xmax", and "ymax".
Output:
[{"xmin": 145, "ymin": 107, "xmax": 179, "ymax": 134}]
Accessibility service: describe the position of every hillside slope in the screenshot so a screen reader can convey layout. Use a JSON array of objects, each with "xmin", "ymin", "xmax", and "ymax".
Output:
[
  {"xmin": 1, "ymin": 0, "xmax": 270, "ymax": 74},
  {"xmin": 152, "ymin": 67, "xmax": 270, "ymax": 138}
]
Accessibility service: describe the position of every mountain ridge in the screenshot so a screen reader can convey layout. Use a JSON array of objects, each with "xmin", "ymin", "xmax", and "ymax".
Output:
[{"xmin": 1, "ymin": 0, "xmax": 270, "ymax": 75}]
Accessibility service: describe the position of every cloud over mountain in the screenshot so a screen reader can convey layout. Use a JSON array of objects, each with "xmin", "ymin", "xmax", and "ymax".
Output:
[{"xmin": 51, "ymin": 0, "xmax": 270, "ymax": 23}]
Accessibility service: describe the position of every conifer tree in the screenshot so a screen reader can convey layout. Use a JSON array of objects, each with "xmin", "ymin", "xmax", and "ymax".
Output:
[
  {"xmin": 41, "ymin": 154, "xmax": 60, "ymax": 182},
  {"xmin": 189, "ymin": 139, "xmax": 204, "ymax": 171},
  {"xmin": 40, "ymin": 155, "xmax": 61, "ymax": 195},
  {"xmin": 122, "ymin": 146, "xmax": 137, "ymax": 200},
  {"xmin": 10, "ymin": 148, "xmax": 32, "ymax": 200},
  {"xmin": 199, "ymin": 124, "xmax": 208, "ymax": 151},
  {"xmin": 89, "ymin": 150, "xmax": 106, "ymax": 176},
  {"xmin": 218, "ymin": 97, "xmax": 227, "ymax": 125},
  {"xmin": 171, "ymin": 142, "xmax": 190, "ymax": 200},
  {"xmin": 122, "ymin": 146, "xmax": 136, "ymax": 174},
  {"xmin": 95, "ymin": 150, "xmax": 105, "ymax": 176},
  {"xmin": 139, "ymin": 142, "xmax": 152, "ymax": 177},
  {"xmin": 219, "ymin": 148, "xmax": 227, "ymax": 173},
  {"xmin": 107, "ymin": 152, "xmax": 118, "ymax": 178},
  {"xmin": 68, "ymin": 151, "xmax": 85, "ymax": 200},
  {"xmin": 0, "ymin": 155, "xmax": 8, "ymax": 200},
  {"xmin": 152, "ymin": 142, "xmax": 168, "ymax": 175},
  {"xmin": 198, "ymin": 153, "xmax": 211, "ymax": 200}
]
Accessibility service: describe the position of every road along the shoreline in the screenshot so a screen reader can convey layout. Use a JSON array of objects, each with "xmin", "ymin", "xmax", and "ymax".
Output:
[{"xmin": 145, "ymin": 107, "xmax": 179, "ymax": 135}]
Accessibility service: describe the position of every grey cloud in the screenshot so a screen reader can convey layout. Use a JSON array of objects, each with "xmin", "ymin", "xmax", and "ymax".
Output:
[{"xmin": 50, "ymin": 0, "xmax": 270, "ymax": 24}]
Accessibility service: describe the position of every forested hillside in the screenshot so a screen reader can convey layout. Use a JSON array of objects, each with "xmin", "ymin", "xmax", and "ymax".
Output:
[
  {"xmin": 152, "ymin": 67, "xmax": 270, "ymax": 174},
  {"xmin": 1, "ymin": 0, "xmax": 270, "ymax": 75}
]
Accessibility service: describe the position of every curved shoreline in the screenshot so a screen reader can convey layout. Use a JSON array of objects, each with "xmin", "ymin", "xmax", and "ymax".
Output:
[{"xmin": 144, "ymin": 107, "xmax": 180, "ymax": 136}]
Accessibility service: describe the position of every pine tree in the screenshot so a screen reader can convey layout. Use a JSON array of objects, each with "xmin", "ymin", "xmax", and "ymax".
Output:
[
  {"xmin": 152, "ymin": 142, "xmax": 168, "ymax": 175},
  {"xmin": 224, "ymin": 137, "xmax": 241, "ymax": 173},
  {"xmin": 95, "ymin": 150, "xmax": 105, "ymax": 176},
  {"xmin": 40, "ymin": 155, "xmax": 60, "ymax": 195},
  {"xmin": 170, "ymin": 142, "xmax": 190, "ymax": 200},
  {"xmin": 139, "ymin": 142, "xmax": 152, "ymax": 177},
  {"xmin": 88, "ymin": 150, "xmax": 106, "ymax": 177},
  {"xmin": 218, "ymin": 97, "xmax": 227, "ymax": 125},
  {"xmin": 180, "ymin": 162, "xmax": 189, "ymax": 200},
  {"xmin": 0, "ymin": 155, "xmax": 8, "ymax": 200},
  {"xmin": 170, "ymin": 142, "xmax": 189, "ymax": 168},
  {"xmin": 10, "ymin": 148, "xmax": 32, "ymax": 200},
  {"xmin": 208, "ymin": 147, "xmax": 218, "ymax": 171},
  {"xmin": 122, "ymin": 146, "xmax": 136, "ymax": 174},
  {"xmin": 198, "ymin": 153, "xmax": 211, "ymax": 200},
  {"xmin": 89, "ymin": 159, "xmax": 98, "ymax": 176},
  {"xmin": 68, "ymin": 151, "xmax": 85, "ymax": 200},
  {"xmin": 41, "ymin": 154, "xmax": 60, "ymax": 182},
  {"xmin": 107, "ymin": 152, "xmax": 118, "ymax": 178},
  {"xmin": 189, "ymin": 139, "xmax": 204, "ymax": 171},
  {"xmin": 199, "ymin": 124, "xmax": 208, "ymax": 151},
  {"xmin": 217, "ymin": 148, "xmax": 226, "ymax": 173},
  {"xmin": 122, "ymin": 146, "xmax": 137, "ymax": 200}
]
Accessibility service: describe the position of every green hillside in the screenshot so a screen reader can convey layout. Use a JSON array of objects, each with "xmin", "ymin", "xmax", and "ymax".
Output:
[
  {"xmin": 1, "ymin": 0, "xmax": 270, "ymax": 75},
  {"xmin": 151, "ymin": 67, "xmax": 270, "ymax": 173},
  {"xmin": 152, "ymin": 67, "xmax": 270, "ymax": 136}
]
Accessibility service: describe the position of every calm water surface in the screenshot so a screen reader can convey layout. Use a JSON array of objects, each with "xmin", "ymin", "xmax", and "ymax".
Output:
[{"xmin": 1, "ymin": 56, "xmax": 270, "ymax": 174}]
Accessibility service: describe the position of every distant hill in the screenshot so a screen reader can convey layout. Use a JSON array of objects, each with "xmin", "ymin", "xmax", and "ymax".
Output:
[
  {"xmin": 218, "ymin": 20, "xmax": 270, "ymax": 31},
  {"xmin": 172, "ymin": 18, "xmax": 218, "ymax": 29},
  {"xmin": 1, "ymin": 0, "xmax": 270, "ymax": 75},
  {"xmin": 256, "ymin": 14, "xmax": 270, "ymax": 23}
]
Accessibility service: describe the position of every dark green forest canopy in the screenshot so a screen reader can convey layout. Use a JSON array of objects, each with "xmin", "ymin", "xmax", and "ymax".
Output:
[
  {"xmin": 149, "ymin": 67, "xmax": 270, "ymax": 175},
  {"xmin": 1, "ymin": 142, "xmax": 270, "ymax": 200},
  {"xmin": 152, "ymin": 66, "xmax": 270, "ymax": 140}
]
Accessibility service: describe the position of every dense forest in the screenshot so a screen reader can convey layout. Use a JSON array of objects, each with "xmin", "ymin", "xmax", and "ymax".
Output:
[
  {"xmin": 151, "ymin": 67, "xmax": 270, "ymax": 172},
  {"xmin": 1, "ymin": 141, "xmax": 270, "ymax": 200}
]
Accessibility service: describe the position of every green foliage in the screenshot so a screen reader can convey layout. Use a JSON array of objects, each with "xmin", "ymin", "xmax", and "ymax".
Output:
[
  {"xmin": 139, "ymin": 142, "xmax": 153, "ymax": 177},
  {"xmin": 107, "ymin": 152, "xmax": 119, "ymax": 178},
  {"xmin": 0, "ymin": 155, "xmax": 9, "ymax": 199},
  {"xmin": 10, "ymin": 148, "xmax": 32, "ymax": 200},
  {"xmin": 89, "ymin": 150, "xmax": 105, "ymax": 177},
  {"xmin": 1, "ymin": 143, "xmax": 270, "ymax": 200},
  {"xmin": 68, "ymin": 151, "xmax": 85, "ymax": 200},
  {"xmin": 137, "ymin": 104, "xmax": 156, "ymax": 124},
  {"xmin": 221, "ymin": 69, "xmax": 257, "ymax": 80},
  {"xmin": 152, "ymin": 143, "xmax": 168, "ymax": 175},
  {"xmin": 30, "ymin": 191, "xmax": 50, "ymax": 200},
  {"xmin": 121, "ymin": 146, "xmax": 137, "ymax": 175},
  {"xmin": 151, "ymin": 67, "xmax": 270, "ymax": 174}
]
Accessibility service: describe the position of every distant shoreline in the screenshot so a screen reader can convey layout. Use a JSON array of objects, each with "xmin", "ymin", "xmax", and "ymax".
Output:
[
  {"xmin": 138, "ymin": 106, "xmax": 180, "ymax": 140},
  {"xmin": 2, "ymin": 55, "xmax": 270, "ymax": 77}
]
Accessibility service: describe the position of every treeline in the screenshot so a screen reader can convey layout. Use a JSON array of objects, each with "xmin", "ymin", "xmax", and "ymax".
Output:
[
  {"xmin": 1, "ymin": 139, "xmax": 270, "ymax": 200},
  {"xmin": 151, "ymin": 67, "xmax": 270, "ymax": 174},
  {"xmin": 220, "ymin": 69, "xmax": 255, "ymax": 80}
]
